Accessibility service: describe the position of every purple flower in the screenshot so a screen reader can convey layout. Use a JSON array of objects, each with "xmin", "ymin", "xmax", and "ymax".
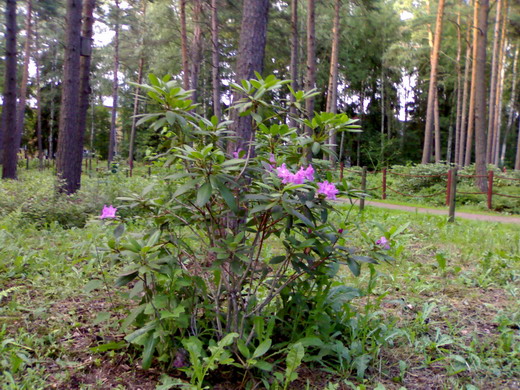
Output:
[
  {"xmin": 276, "ymin": 164, "xmax": 314, "ymax": 185},
  {"xmin": 100, "ymin": 205, "xmax": 117, "ymax": 219},
  {"xmin": 173, "ymin": 351, "xmax": 187, "ymax": 368},
  {"xmin": 276, "ymin": 163, "xmax": 294, "ymax": 183},
  {"xmin": 232, "ymin": 148, "xmax": 244, "ymax": 159},
  {"xmin": 269, "ymin": 154, "xmax": 276, "ymax": 164},
  {"xmin": 316, "ymin": 181, "xmax": 339, "ymax": 200},
  {"xmin": 302, "ymin": 165, "xmax": 314, "ymax": 181},
  {"xmin": 338, "ymin": 228, "xmax": 344, "ymax": 234},
  {"xmin": 376, "ymin": 236, "xmax": 390, "ymax": 250}
]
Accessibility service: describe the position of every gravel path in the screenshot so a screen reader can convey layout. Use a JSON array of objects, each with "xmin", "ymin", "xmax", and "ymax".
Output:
[{"xmin": 345, "ymin": 200, "xmax": 520, "ymax": 224}]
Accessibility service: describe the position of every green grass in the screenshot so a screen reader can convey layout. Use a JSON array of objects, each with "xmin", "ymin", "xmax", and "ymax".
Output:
[{"xmin": 0, "ymin": 169, "xmax": 518, "ymax": 389}]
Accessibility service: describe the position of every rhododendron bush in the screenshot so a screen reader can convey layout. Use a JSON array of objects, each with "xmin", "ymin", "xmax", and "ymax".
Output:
[{"xmin": 105, "ymin": 74, "xmax": 394, "ymax": 385}]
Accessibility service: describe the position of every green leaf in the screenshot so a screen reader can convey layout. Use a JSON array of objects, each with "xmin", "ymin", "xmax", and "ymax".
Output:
[
  {"xmin": 89, "ymin": 341, "xmax": 126, "ymax": 353},
  {"xmin": 346, "ymin": 258, "xmax": 361, "ymax": 277},
  {"xmin": 142, "ymin": 332, "xmax": 159, "ymax": 370},
  {"xmin": 353, "ymin": 354, "xmax": 372, "ymax": 380},
  {"xmin": 196, "ymin": 182, "xmax": 212, "ymax": 207},
  {"xmin": 114, "ymin": 223, "xmax": 125, "ymax": 239},
  {"xmin": 172, "ymin": 178, "xmax": 202, "ymax": 198},
  {"xmin": 312, "ymin": 142, "xmax": 321, "ymax": 155},
  {"xmin": 350, "ymin": 255, "xmax": 378, "ymax": 264},
  {"xmin": 237, "ymin": 339, "xmax": 251, "ymax": 359},
  {"xmin": 121, "ymin": 304, "xmax": 146, "ymax": 331},
  {"xmin": 269, "ymin": 255, "xmax": 286, "ymax": 264},
  {"xmin": 93, "ymin": 312, "xmax": 111, "ymax": 325},
  {"xmin": 252, "ymin": 339, "xmax": 272, "ymax": 359},
  {"xmin": 217, "ymin": 183, "xmax": 238, "ymax": 213},
  {"xmin": 286, "ymin": 342, "xmax": 304, "ymax": 380},
  {"xmin": 253, "ymin": 360, "xmax": 273, "ymax": 371},
  {"xmin": 146, "ymin": 229, "xmax": 161, "ymax": 248},
  {"xmin": 125, "ymin": 322, "xmax": 157, "ymax": 344},
  {"xmin": 84, "ymin": 279, "xmax": 103, "ymax": 293},
  {"xmin": 115, "ymin": 270, "xmax": 139, "ymax": 287}
]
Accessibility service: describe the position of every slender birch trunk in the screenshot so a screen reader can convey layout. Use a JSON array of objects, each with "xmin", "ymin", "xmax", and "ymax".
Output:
[
  {"xmin": 180, "ymin": 0, "xmax": 190, "ymax": 90},
  {"xmin": 486, "ymin": 0, "xmax": 503, "ymax": 163},
  {"xmin": 190, "ymin": 0, "xmax": 203, "ymax": 104},
  {"xmin": 458, "ymin": 6, "xmax": 473, "ymax": 166},
  {"xmin": 305, "ymin": 0, "xmax": 316, "ymax": 160},
  {"xmin": 108, "ymin": 0, "xmax": 120, "ymax": 164},
  {"xmin": 501, "ymin": 46, "xmax": 518, "ymax": 166},
  {"xmin": 422, "ymin": 0, "xmax": 446, "ymax": 164},
  {"xmin": 454, "ymin": 0, "xmax": 463, "ymax": 165},
  {"xmin": 211, "ymin": 0, "xmax": 222, "ymax": 121},
  {"xmin": 289, "ymin": 0, "xmax": 299, "ymax": 128},
  {"xmin": 474, "ymin": 0, "xmax": 489, "ymax": 191},
  {"xmin": 327, "ymin": 0, "xmax": 341, "ymax": 164},
  {"xmin": 15, "ymin": 0, "xmax": 33, "ymax": 151},
  {"xmin": 464, "ymin": 0, "xmax": 480, "ymax": 167}
]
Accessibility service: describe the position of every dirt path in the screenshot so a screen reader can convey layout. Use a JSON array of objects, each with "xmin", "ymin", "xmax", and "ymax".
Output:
[{"xmin": 348, "ymin": 200, "xmax": 520, "ymax": 224}]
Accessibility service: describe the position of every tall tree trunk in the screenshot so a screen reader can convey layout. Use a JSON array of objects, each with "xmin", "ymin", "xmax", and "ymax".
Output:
[
  {"xmin": 454, "ymin": 0, "xmax": 463, "ymax": 165},
  {"xmin": 180, "ymin": 0, "xmax": 190, "ymax": 90},
  {"xmin": 421, "ymin": 0, "xmax": 446, "ymax": 164},
  {"xmin": 486, "ymin": 0, "xmax": 503, "ymax": 163},
  {"xmin": 327, "ymin": 0, "xmax": 341, "ymax": 164},
  {"xmin": 210, "ymin": 0, "xmax": 222, "ymax": 121},
  {"xmin": 515, "ymin": 114, "xmax": 520, "ymax": 170},
  {"xmin": 190, "ymin": 0, "xmax": 203, "ymax": 103},
  {"xmin": 381, "ymin": 66, "xmax": 385, "ymax": 164},
  {"xmin": 473, "ymin": 0, "xmax": 489, "ymax": 191},
  {"xmin": 434, "ymin": 89, "xmax": 441, "ymax": 162},
  {"xmin": 129, "ymin": 0, "xmax": 147, "ymax": 175},
  {"xmin": 74, "ymin": 0, "xmax": 95, "ymax": 177},
  {"xmin": 492, "ymin": 4, "xmax": 508, "ymax": 165},
  {"xmin": 289, "ymin": 0, "xmax": 298, "ymax": 128},
  {"xmin": 49, "ymin": 54, "xmax": 58, "ymax": 162},
  {"xmin": 501, "ymin": 45, "xmax": 518, "ymax": 166},
  {"xmin": 464, "ymin": 0, "xmax": 480, "ymax": 166},
  {"xmin": 129, "ymin": 57, "xmax": 145, "ymax": 175},
  {"xmin": 34, "ymin": 18, "xmax": 43, "ymax": 170},
  {"xmin": 227, "ymin": 0, "xmax": 269, "ymax": 155},
  {"xmin": 15, "ymin": 0, "xmax": 33, "ymax": 153},
  {"xmin": 56, "ymin": 0, "xmax": 83, "ymax": 193},
  {"xmin": 1, "ymin": 0, "xmax": 18, "ymax": 179},
  {"xmin": 108, "ymin": 0, "xmax": 120, "ymax": 164},
  {"xmin": 305, "ymin": 0, "xmax": 316, "ymax": 156},
  {"xmin": 458, "ymin": 6, "xmax": 473, "ymax": 166}
]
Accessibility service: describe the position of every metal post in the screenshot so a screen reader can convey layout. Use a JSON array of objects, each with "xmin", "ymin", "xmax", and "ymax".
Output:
[
  {"xmin": 448, "ymin": 167, "xmax": 457, "ymax": 222},
  {"xmin": 487, "ymin": 170, "xmax": 494, "ymax": 209},
  {"xmin": 382, "ymin": 168, "xmax": 387, "ymax": 200},
  {"xmin": 360, "ymin": 166, "xmax": 367, "ymax": 211}
]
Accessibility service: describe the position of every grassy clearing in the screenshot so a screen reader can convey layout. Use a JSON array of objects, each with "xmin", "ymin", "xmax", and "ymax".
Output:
[{"xmin": 0, "ymin": 170, "xmax": 518, "ymax": 389}]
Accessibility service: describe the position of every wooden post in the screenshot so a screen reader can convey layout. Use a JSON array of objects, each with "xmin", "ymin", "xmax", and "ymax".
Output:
[
  {"xmin": 448, "ymin": 167, "xmax": 457, "ymax": 222},
  {"xmin": 446, "ymin": 169, "xmax": 452, "ymax": 206},
  {"xmin": 487, "ymin": 170, "xmax": 494, "ymax": 209},
  {"xmin": 382, "ymin": 167, "xmax": 387, "ymax": 200},
  {"xmin": 339, "ymin": 161, "xmax": 344, "ymax": 181},
  {"xmin": 360, "ymin": 166, "xmax": 367, "ymax": 211}
]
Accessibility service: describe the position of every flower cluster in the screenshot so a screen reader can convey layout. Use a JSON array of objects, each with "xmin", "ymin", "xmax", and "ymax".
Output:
[
  {"xmin": 276, "ymin": 163, "xmax": 315, "ymax": 184},
  {"xmin": 100, "ymin": 205, "xmax": 117, "ymax": 219},
  {"xmin": 275, "ymin": 163, "xmax": 339, "ymax": 200},
  {"xmin": 316, "ymin": 180, "xmax": 339, "ymax": 200},
  {"xmin": 376, "ymin": 236, "xmax": 390, "ymax": 250}
]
